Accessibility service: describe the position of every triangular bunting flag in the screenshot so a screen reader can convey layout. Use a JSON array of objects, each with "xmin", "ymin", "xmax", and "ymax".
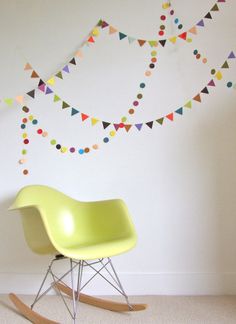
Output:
[
  {"xmin": 208, "ymin": 79, "xmax": 215, "ymax": 86},
  {"xmin": 221, "ymin": 61, "xmax": 229, "ymax": 68},
  {"xmin": 159, "ymin": 40, "xmax": 166, "ymax": 47},
  {"xmin": 175, "ymin": 107, "xmax": 183, "ymax": 115},
  {"xmin": 75, "ymin": 50, "xmax": 83, "ymax": 58},
  {"xmin": 156, "ymin": 118, "xmax": 164, "ymax": 125},
  {"xmin": 4, "ymin": 98, "xmax": 14, "ymax": 105},
  {"xmin": 119, "ymin": 32, "xmax": 127, "ymax": 40},
  {"xmin": 91, "ymin": 118, "xmax": 99, "ymax": 126},
  {"xmin": 54, "ymin": 94, "xmax": 61, "ymax": 102},
  {"xmin": 15, "ymin": 95, "xmax": 24, "ymax": 104},
  {"xmin": 45, "ymin": 87, "xmax": 53, "ymax": 95},
  {"xmin": 62, "ymin": 101, "xmax": 70, "ymax": 109},
  {"xmin": 38, "ymin": 84, "xmax": 45, "ymax": 92},
  {"xmin": 38, "ymin": 79, "xmax": 45, "ymax": 86},
  {"xmin": 97, "ymin": 19, "xmax": 103, "ymax": 26},
  {"xmin": 197, "ymin": 19, "xmax": 204, "ymax": 27},
  {"xmin": 204, "ymin": 12, "xmax": 212, "ymax": 19},
  {"xmin": 101, "ymin": 21, "xmax": 109, "ymax": 28},
  {"xmin": 188, "ymin": 26, "xmax": 197, "ymax": 34},
  {"xmin": 81, "ymin": 113, "xmax": 89, "ymax": 121},
  {"xmin": 228, "ymin": 51, "xmax": 236, "ymax": 59},
  {"xmin": 109, "ymin": 26, "xmax": 117, "ymax": 34},
  {"xmin": 148, "ymin": 40, "xmax": 158, "ymax": 47},
  {"xmin": 184, "ymin": 101, "xmax": 192, "ymax": 109},
  {"xmin": 69, "ymin": 58, "xmax": 76, "ymax": 65},
  {"xmin": 71, "ymin": 108, "xmax": 79, "ymax": 116},
  {"xmin": 47, "ymin": 77, "xmax": 55, "ymax": 85},
  {"xmin": 102, "ymin": 121, "xmax": 110, "ymax": 129},
  {"xmin": 124, "ymin": 124, "xmax": 132, "ymax": 132},
  {"xmin": 169, "ymin": 36, "xmax": 177, "ymax": 44},
  {"xmin": 88, "ymin": 36, "xmax": 95, "ymax": 43},
  {"xmin": 128, "ymin": 36, "xmax": 136, "ymax": 44},
  {"xmin": 31, "ymin": 70, "xmax": 39, "ymax": 78},
  {"xmin": 113, "ymin": 124, "xmax": 120, "ymax": 131},
  {"xmin": 215, "ymin": 70, "xmax": 222, "ymax": 80},
  {"xmin": 138, "ymin": 39, "xmax": 146, "ymax": 47},
  {"xmin": 135, "ymin": 123, "xmax": 143, "ymax": 131},
  {"xmin": 201, "ymin": 87, "xmax": 209, "ymax": 94},
  {"xmin": 27, "ymin": 90, "xmax": 35, "ymax": 98},
  {"xmin": 56, "ymin": 71, "xmax": 63, "ymax": 79},
  {"xmin": 217, "ymin": 0, "xmax": 225, "ymax": 2},
  {"xmin": 24, "ymin": 63, "xmax": 32, "ymax": 70},
  {"xmin": 193, "ymin": 94, "xmax": 201, "ymax": 102},
  {"xmin": 166, "ymin": 113, "xmax": 174, "ymax": 121},
  {"xmin": 211, "ymin": 4, "xmax": 219, "ymax": 11},
  {"xmin": 146, "ymin": 121, "xmax": 153, "ymax": 129},
  {"xmin": 63, "ymin": 65, "xmax": 70, "ymax": 73},
  {"xmin": 178, "ymin": 32, "xmax": 187, "ymax": 40}
]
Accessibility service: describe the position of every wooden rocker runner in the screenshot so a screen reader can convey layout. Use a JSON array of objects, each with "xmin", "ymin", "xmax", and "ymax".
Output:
[{"xmin": 8, "ymin": 185, "xmax": 147, "ymax": 323}]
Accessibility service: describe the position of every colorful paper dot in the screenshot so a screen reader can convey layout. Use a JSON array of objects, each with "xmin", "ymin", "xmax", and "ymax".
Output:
[
  {"xmin": 23, "ymin": 139, "xmax": 29, "ymax": 144},
  {"xmin": 145, "ymin": 71, "xmax": 151, "ymax": 76},
  {"xmin": 160, "ymin": 15, "xmax": 166, "ymax": 21},
  {"xmin": 137, "ymin": 94, "xmax": 143, "ymax": 99},
  {"xmin": 149, "ymin": 63, "xmax": 155, "ymax": 69},
  {"xmin": 29, "ymin": 115, "xmax": 34, "ymax": 121},
  {"xmin": 37, "ymin": 129, "xmax": 43, "ymax": 134},
  {"xmin": 69, "ymin": 147, "xmax": 75, "ymax": 153},
  {"xmin": 129, "ymin": 108, "xmax": 134, "ymax": 114},
  {"xmin": 21, "ymin": 124, "xmax": 26, "ymax": 129},
  {"xmin": 32, "ymin": 119, "xmax": 38, "ymax": 125},
  {"xmin": 211, "ymin": 69, "xmax": 216, "ymax": 75},
  {"xmin": 196, "ymin": 54, "xmax": 201, "ymax": 59},
  {"xmin": 151, "ymin": 57, "xmax": 157, "ymax": 63},
  {"xmin": 140, "ymin": 83, "xmax": 146, "ymax": 88},
  {"xmin": 193, "ymin": 49, "xmax": 198, "ymax": 55},
  {"xmin": 23, "ymin": 169, "xmax": 29, "ymax": 175},
  {"xmin": 19, "ymin": 159, "xmax": 26, "ymax": 164},
  {"xmin": 187, "ymin": 38, "xmax": 192, "ymax": 43},
  {"xmin": 78, "ymin": 149, "xmax": 84, "ymax": 154},
  {"xmin": 42, "ymin": 131, "xmax": 48, "ymax": 137},
  {"xmin": 22, "ymin": 106, "xmax": 29, "ymax": 113},
  {"xmin": 103, "ymin": 137, "xmax": 109, "ymax": 143},
  {"xmin": 92, "ymin": 28, "xmax": 100, "ymax": 36},
  {"xmin": 174, "ymin": 18, "xmax": 179, "ymax": 24},
  {"xmin": 178, "ymin": 24, "xmax": 183, "ymax": 29},
  {"xmin": 170, "ymin": 10, "xmax": 174, "ymax": 15},
  {"xmin": 50, "ymin": 139, "xmax": 56, "ymax": 145},
  {"xmin": 22, "ymin": 118, "xmax": 28, "ymax": 123},
  {"xmin": 84, "ymin": 147, "xmax": 90, "ymax": 153},
  {"xmin": 160, "ymin": 25, "xmax": 165, "ymax": 30},
  {"xmin": 151, "ymin": 51, "xmax": 157, "ymax": 57},
  {"xmin": 110, "ymin": 130, "xmax": 116, "ymax": 136},
  {"xmin": 92, "ymin": 144, "xmax": 99, "ymax": 150},
  {"xmin": 227, "ymin": 81, "xmax": 233, "ymax": 88},
  {"xmin": 22, "ymin": 133, "xmax": 27, "ymax": 139},
  {"xmin": 61, "ymin": 147, "xmax": 67, "ymax": 153},
  {"xmin": 22, "ymin": 149, "xmax": 27, "ymax": 155},
  {"xmin": 121, "ymin": 116, "xmax": 127, "ymax": 122},
  {"xmin": 133, "ymin": 101, "xmax": 139, "ymax": 106},
  {"xmin": 158, "ymin": 30, "xmax": 164, "ymax": 36},
  {"xmin": 56, "ymin": 144, "xmax": 61, "ymax": 150},
  {"xmin": 202, "ymin": 58, "xmax": 207, "ymax": 64}
]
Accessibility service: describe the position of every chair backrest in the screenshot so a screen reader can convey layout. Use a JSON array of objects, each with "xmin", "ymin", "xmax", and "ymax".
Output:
[{"xmin": 9, "ymin": 185, "xmax": 137, "ymax": 256}]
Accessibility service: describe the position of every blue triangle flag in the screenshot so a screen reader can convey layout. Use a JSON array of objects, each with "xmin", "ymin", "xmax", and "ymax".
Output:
[
  {"xmin": 175, "ymin": 107, "xmax": 183, "ymax": 115},
  {"xmin": 71, "ymin": 108, "xmax": 79, "ymax": 116}
]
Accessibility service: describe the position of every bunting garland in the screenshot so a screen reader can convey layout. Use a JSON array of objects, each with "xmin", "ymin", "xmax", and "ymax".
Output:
[
  {"xmin": 0, "ymin": 0, "xmax": 227, "ymax": 108},
  {"xmin": 18, "ymin": 50, "xmax": 235, "ymax": 175}
]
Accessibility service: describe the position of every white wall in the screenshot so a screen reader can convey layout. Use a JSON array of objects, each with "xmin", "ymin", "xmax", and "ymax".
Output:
[{"xmin": 0, "ymin": 0, "xmax": 236, "ymax": 295}]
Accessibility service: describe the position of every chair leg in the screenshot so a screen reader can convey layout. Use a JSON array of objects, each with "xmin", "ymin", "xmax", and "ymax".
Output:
[
  {"xmin": 107, "ymin": 258, "xmax": 133, "ymax": 310},
  {"xmin": 70, "ymin": 259, "xmax": 84, "ymax": 323}
]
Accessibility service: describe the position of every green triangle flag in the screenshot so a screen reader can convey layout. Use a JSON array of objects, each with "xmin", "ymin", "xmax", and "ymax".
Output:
[
  {"xmin": 4, "ymin": 98, "xmax": 14, "ymax": 105},
  {"xmin": 221, "ymin": 61, "xmax": 229, "ymax": 68},
  {"xmin": 56, "ymin": 71, "xmax": 63, "ymax": 79},
  {"xmin": 62, "ymin": 101, "xmax": 70, "ymax": 109},
  {"xmin": 148, "ymin": 40, "xmax": 158, "ymax": 47},
  {"xmin": 119, "ymin": 32, "xmax": 127, "ymax": 40},
  {"xmin": 211, "ymin": 4, "xmax": 219, "ymax": 11},
  {"xmin": 54, "ymin": 94, "xmax": 61, "ymax": 102},
  {"xmin": 156, "ymin": 118, "xmax": 164, "ymax": 125},
  {"xmin": 184, "ymin": 101, "xmax": 192, "ymax": 109}
]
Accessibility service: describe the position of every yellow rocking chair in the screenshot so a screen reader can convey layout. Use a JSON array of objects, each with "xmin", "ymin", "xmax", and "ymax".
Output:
[{"xmin": 9, "ymin": 185, "xmax": 147, "ymax": 323}]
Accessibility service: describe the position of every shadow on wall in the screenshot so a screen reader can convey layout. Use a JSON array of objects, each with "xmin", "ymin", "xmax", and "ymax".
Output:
[{"xmin": 198, "ymin": 96, "xmax": 236, "ymax": 293}]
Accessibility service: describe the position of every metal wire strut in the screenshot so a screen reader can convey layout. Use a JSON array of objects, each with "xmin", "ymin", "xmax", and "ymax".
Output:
[{"xmin": 30, "ymin": 256, "xmax": 131, "ymax": 323}]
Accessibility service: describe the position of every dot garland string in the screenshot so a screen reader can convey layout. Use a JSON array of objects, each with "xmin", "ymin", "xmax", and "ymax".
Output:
[{"xmin": 18, "ymin": 50, "xmax": 236, "ymax": 175}]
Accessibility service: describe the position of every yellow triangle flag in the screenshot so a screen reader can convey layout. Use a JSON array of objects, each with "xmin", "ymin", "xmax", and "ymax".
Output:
[
  {"xmin": 92, "ymin": 27, "xmax": 100, "ymax": 36},
  {"xmin": 169, "ymin": 36, "xmax": 177, "ymax": 44},
  {"xmin": 47, "ymin": 77, "xmax": 55, "ymax": 85},
  {"xmin": 15, "ymin": 95, "xmax": 24, "ymax": 104},
  {"xmin": 91, "ymin": 118, "xmax": 99, "ymax": 126},
  {"xmin": 215, "ymin": 71, "xmax": 222, "ymax": 80},
  {"xmin": 109, "ymin": 26, "xmax": 117, "ymax": 34}
]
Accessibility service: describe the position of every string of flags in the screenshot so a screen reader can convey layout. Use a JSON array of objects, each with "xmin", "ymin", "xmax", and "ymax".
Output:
[
  {"xmin": 0, "ymin": 0, "xmax": 226, "ymax": 107},
  {"xmin": 21, "ymin": 51, "xmax": 235, "ymax": 132}
]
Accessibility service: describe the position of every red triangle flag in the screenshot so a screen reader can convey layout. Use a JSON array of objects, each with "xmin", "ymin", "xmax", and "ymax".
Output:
[
  {"xmin": 179, "ymin": 32, "xmax": 187, "ymax": 40},
  {"xmin": 81, "ymin": 113, "xmax": 89, "ymax": 121},
  {"xmin": 166, "ymin": 113, "xmax": 174, "ymax": 121},
  {"xmin": 88, "ymin": 36, "xmax": 95, "ymax": 43}
]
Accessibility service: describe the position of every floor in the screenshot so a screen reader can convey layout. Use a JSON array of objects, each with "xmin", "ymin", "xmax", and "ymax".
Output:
[{"xmin": 1, "ymin": 294, "xmax": 236, "ymax": 323}]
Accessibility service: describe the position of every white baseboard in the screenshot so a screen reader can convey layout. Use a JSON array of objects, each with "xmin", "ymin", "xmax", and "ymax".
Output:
[{"xmin": 1, "ymin": 272, "xmax": 236, "ymax": 295}]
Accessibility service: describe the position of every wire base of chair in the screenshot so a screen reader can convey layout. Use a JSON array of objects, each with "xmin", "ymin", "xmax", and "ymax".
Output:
[{"xmin": 9, "ymin": 256, "xmax": 147, "ymax": 323}]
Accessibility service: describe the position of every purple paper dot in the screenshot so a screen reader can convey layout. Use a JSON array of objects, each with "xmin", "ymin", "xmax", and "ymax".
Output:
[
  {"xmin": 133, "ymin": 101, "xmax": 139, "ymax": 106},
  {"xmin": 70, "ymin": 147, "xmax": 75, "ymax": 153}
]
